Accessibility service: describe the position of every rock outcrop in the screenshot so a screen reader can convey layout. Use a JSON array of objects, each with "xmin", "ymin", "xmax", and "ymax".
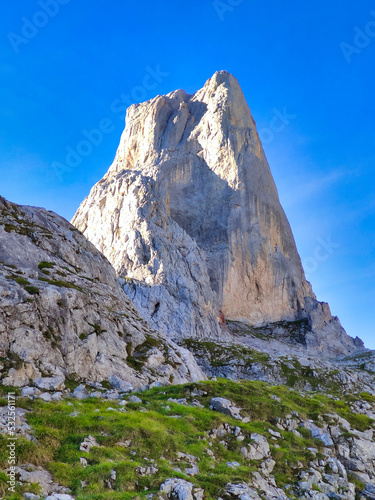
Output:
[
  {"xmin": 0, "ymin": 196, "xmax": 205, "ymax": 387},
  {"xmin": 72, "ymin": 71, "xmax": 361, "ymax": 357}
]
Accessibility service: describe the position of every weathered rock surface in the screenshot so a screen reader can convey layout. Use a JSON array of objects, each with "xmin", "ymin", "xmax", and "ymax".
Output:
[
  {"xmin": 240, "ymin": 433, "xmax": 271, "ymax": 460},
  {"xmin": 209, "ymin": 397, "xmax": 243, "ymax": 420},
  {"xmin": 0, "ymin": 196, "xmax": 205, "ymax": 387},
  {"xmin": 160, "ymin": 478, "xmax": 195, "ymax": 500},
  {"xmin": 72, "ymin": 70, "xmax": 361, "ymax": 357}
]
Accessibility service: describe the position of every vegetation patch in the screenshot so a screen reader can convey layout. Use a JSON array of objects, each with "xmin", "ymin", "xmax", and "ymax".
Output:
[
  {"xmin": 4, "ymin": 274, "xmax": 40, "ymax": 296},
  {"xmin": 38, "ymin": 261, "xmax": 55, "ymax": 270},
  {"xmin": 14, "ymin": 277, "xmax": 30, "ymax": 286},
  {"xmin": 38, "ymin": 277, "xmax": 85, "ymax": 293},
  {"xmin": 24, "ymin": 285, "xmax": 40, "ymax": 295},
  {"xmin": 0, "ymin": 379, "xmax": 373, "ymax": 499},
  {"xmin": 87, "ymin": 323, "xmax": 107, "ymax": 336},
  {"xmin": 182, "ymin": 339, "xmax": 270, "ymax": 369},
  {"xmin": 126, "ymin": 335, "xmax": 170, "ymax": 371}
]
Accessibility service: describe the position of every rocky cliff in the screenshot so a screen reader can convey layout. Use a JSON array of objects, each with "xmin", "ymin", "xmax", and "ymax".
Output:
[
  {"xmin": 72, "ymin": 71, "xmax": 360, "ymax": 357},
  {"xmin": 0, "ymin": 196, "xmax": 205, "ymax": 388}
]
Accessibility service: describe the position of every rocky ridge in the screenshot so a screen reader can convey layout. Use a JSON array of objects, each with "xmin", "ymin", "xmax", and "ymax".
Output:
[
  {"xmin": 182, "ymin": 321, "xmax": 375, "ymax": 395},
  {"xmin": 0, "ymin": 196, "xmax": 205, "ymax": 388},
  {"xmin": 72, "ymin": 70, "xmax": 361, "ymax": 358}
]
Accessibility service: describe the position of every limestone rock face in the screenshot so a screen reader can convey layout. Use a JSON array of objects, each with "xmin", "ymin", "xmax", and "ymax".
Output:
[
  {"xmin": 72, "ymin": 71, "xmax": 360, "ymax": 356},
  {"xmin": 0, "ymin": 196, "xmax": 205, "ymax": 386}
]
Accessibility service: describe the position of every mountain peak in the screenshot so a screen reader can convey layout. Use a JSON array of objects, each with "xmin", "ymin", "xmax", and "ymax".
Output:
[
  {"xmin": 205, "ymin": 69, "xmax": 236, "ymax": 87},
  {"xmin": 72, "ymin": 74, "xmax": 362, "ymax": 358}
]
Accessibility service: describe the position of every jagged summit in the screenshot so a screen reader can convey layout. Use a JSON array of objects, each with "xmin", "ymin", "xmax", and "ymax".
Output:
[{"xmin": 72, "ymin": 72, "xmax": 361, "ymax": 357}]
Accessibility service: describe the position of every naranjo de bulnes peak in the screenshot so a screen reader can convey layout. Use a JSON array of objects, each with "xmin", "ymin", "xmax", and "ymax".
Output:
[{"xmin": 0, "ymin": 71, "xmax": 374, "ymax": 500}]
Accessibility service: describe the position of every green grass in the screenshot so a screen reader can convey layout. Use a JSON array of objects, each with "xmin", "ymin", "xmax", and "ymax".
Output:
[
  {"xmin": 38, "ymin": 277, "xmax": 85, "ymax": 293},
  {"xmin": 38, "ymin": 261, "xmax": 55, "ymax": 270},
  {"xmin": 14, "ymin": 277, "xmax": 30, "ymax": 286},
  {"xmin": 87, "ymin": 323, "xmax": 107, "ymax": 336},
  {"xmin": 24, "ymin": 285, "xmax": 40, "ymax": 295},
  {"xmin": 0, "ymin": 379, "xmax": 373, "ymax": 499},
  {"xmin": 360, "ymin": 392, "xmax": 375, "ymax": 403},
  {"xmin": 4, "ymin": 275, "xmax": 40, "ymax": 296}
]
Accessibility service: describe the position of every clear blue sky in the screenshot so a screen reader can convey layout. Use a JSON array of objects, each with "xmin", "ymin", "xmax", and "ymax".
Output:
[{"xmin": 1, "ymin": 1, "xmax": 374, "ymax": 348}]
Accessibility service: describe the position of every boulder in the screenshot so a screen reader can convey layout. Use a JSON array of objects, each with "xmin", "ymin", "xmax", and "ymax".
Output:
[
  {"xmin": 108, "ymin": 374, "xmax": 133, "ymax": 392},
  {"xmin": 209, "ymin": 397, "xmax": 242, "ymax": 420},
  {"xmin": 300, "ymin": 421, "xmax": 334, "ymax": 446},
  {"xmin": 80, "ymin": 435, "xmax": 99, "ymax": 452},
  {"xmin": 241, "ymin": 434, "xmax": 270, "ymax": 460},
  {"xmin": 72, "ymin": 385, "xmax": 89, "ymax": 400},
  {"xmin": 225, "ymin": 483, "xmax": 262, "ymax": 499},
  {"xmin": 160, "ymin": 478, "xmax": 195, "ymax": 500},
  {"xmin": 34, "ymin": 377, "xmax": 65, "ymax": 391}
]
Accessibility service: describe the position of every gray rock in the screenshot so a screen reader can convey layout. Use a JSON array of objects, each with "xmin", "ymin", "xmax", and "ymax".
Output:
[
  {"xmin": 226, "ymin": 461, "xmax": 240, "ymax": 468},
  {"xmin": 79, "ymin": 435, "xmax": 99, "ymax": 452},
  {"xmin": 260, "ymin": 458, "xmax": 276, "ymax": 475},
  {"xmin": 129, "ymin": 395, "xmax": 142, "ymax": 403},
  {"xmin": 2, "ymin": 366, "xmax": 40, "ymax": 387},
  {"xmin": 351, "ymin": 438, "xmax": 375, "ymax": 462},
  {"xmin": 136, "ymin": 466, "xmax": 158, "ymax": 476},
  {"xmin": 350, "ymin": 471, "xmax": 371, "ymax": 484},
  {"xmin": 72, "ymin": 385, "xmax": 89, "ymax": 400},
  {"xmin": 21, "ymin": 386, "xmax": 41, "ymax": 397},
  {"xmin": 327, "ymin": 458, "xmax": 347, "ymax": 478},
  {"xmin": 108, "ymin": 374, "xmax": 134, "ymax": 392},
  {"xmin": 44, "ymin": 495, "xmax": 75, "ymax": 500},
  {"xmin": 241, "ymin": 433, "xmax": 270, "ymax": 460},
  {"xmin": 363, "ymin": 483, "xmax": 375, "ymax": 499},
  {"xmin": 160, "ymin": 478, "xmax": 194, "ymax": 500},
  {"xmin": 209, "ymin": 397, "xmax": 242, "ymax": 420},
  {"xmin": 15, "ymin": 465, "xmax": 53, "ymax": 496},
  {"xmin": 38, "ymin": 392, "xmax": 53, "ymax": 402},
  {"xmin": 34, "ymin": 376, "xmax": 65, "ymax": 391},
  {"xmin": 225, "ymin": 483, "xmax": 262, "ymax": 499},
  {"xmin": 185, "ymin": 465, "xmax": 199, "ymax": 476},
  {"xmin": 300, "ymin": 421, "xmax": 334, "ymax": 446},
  {"xmin": 51, "ymin": 392, "xmax": 63, "ymax": 401},
  {"xmin": 103, "ymin": 390, "xmax": 121, "ymax": 400},
  {"xmin": 177, "ymin": 452, "xmax": 198, "ymax": 464}
]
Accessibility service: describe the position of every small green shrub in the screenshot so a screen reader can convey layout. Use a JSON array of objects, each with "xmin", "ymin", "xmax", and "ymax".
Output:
[
  {"xmin": 14, "ymin": 277, "xmax": 30, "ymax": 286},
  {"xmin": 38, "ymin": 261, "xmax": 55, "ymax": 270},
  {"xmin": 24, "ymin": 285, "xmax": 40, "ymax": 295},
  {"xmin": 88, "ymin": 323, "xmax": 107, "ymax": 336},
  {"xmin": 38, "ymin": 277, "xmax": 84, "ymax": 293}
]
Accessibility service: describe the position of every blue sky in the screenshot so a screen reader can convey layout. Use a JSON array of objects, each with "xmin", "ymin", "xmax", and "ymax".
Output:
[{"xmin": 1, "ymin": 1, "xmax": 374, "ymax": 348}]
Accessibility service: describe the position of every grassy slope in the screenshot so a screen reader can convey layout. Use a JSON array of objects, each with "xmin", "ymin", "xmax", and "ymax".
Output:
[{"xmin": 0, "ymin": 380, "xmax": 374, "ymax": 499}]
